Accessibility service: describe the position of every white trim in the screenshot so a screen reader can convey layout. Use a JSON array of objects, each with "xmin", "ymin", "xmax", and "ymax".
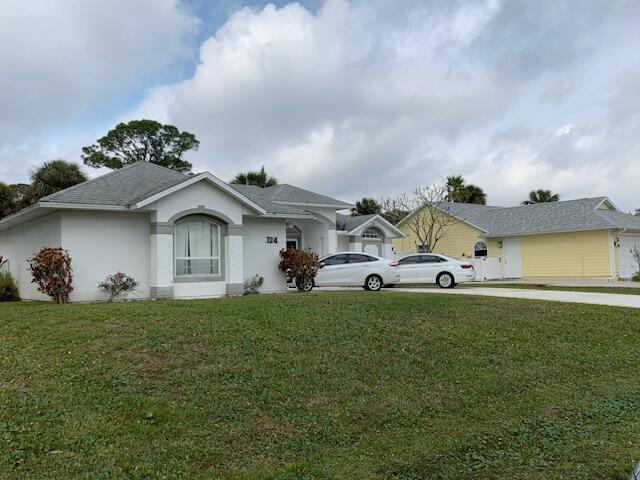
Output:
[
  {"xmin": 133, "ymin": 172, "xmax": 267, "ymax": 214},
  {"xmin": 348, "ymin": 215, "xmax": 406, "ymax": 238},
  {"xmin": 243, "ymin": 213, "xmax": 313, "ymax": 219},
  {"xmin": 274, "ymin": 201, "xmax": 354, "ymax": 209},
  {"xmin": 482, "ymin": 226, "xmax": 636, "ymax": 238},
  {"xmin": 608, "ymin": 229, "xmax": 616, "ymax": 277},
  {"xmin": 41, "ymin": 202, "xmax": 128, "ymax": 211},
  {"xmin": 595, "ymin": 197, "xmax": 621, "ymax": 212}
]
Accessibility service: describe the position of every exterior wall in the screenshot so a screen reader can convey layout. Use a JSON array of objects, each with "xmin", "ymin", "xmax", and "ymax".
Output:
[
  {"xmin": 516, "ymin": 230, "xmax": 612, "ymax": 278},
  {"xmin": 293, "ymin": 218, "xmax": 330, "ymax": 256},
  {"xmin": 0, "ymin": 212, "xmax": 62, "ymax": 300},
  {"xmin": 394, "ymin": 219, "xmax": 501, "ymax": 260},
  {"xmin": 153, "ymin": 181, "xmax": 245, "ymax": 224},
  {"xmin": 337, "ymin": 234, "xmax": 349, "ymax": 251},
  {"xmin": 243, "ymin": 217, "xmax": 287, "ymax": 293},
  {"xmin": 61, "ymin": 211, "xmax": 151, "ymax": 302}
]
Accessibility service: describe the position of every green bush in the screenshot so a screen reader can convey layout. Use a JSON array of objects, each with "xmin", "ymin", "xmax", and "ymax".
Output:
[
  {"xmin": 632, "ymin": 272, "xmax": 640, "ymax": 283},
  {"xmin": 0, "ymin": 272, "xmax": 20, "ymax": 301}
]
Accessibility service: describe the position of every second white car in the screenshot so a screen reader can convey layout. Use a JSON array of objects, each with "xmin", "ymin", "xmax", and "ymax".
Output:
[
  {"xmin": 314, "ymin": 252, "xmax": 400, "ymax": 291},
  {"xmin": 396, "ymin": 253, "xmax": 475, "ymax": 288}
]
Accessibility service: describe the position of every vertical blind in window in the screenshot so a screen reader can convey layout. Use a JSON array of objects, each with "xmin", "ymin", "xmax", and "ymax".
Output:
[{"xmin": 175, "ymin": 219, "xmax": 220, "ymax": 276}]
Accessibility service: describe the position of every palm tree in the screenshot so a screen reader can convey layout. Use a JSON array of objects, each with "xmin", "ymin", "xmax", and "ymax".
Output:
[
  {"xmin": 446, "ymin": 175, "xmax": 465, "ymax": 202},
  {"xmin": 0, "ymin": 182, "xmax": 13, "ymax": 218},
  {"xmin": 460, "ymin": 184, "xmax": 487, "ymax": 205},
  {"xmin": 522, "ymin": 189, "xmax": 560, "ymax": 205},
  {"xmin": 231, "ymin": 166, "xmax": 278, "ymax": 188},
  {"xmin": 446, "ymin": 175, "xmax": 487, "ymax": 204},
  {"xmin": 29, "ymin": 160, "xmax": 88, "ymax": 202},
  {"xmin": 352, "ymin": 197, "xmax": 381, "ymax": 216}
]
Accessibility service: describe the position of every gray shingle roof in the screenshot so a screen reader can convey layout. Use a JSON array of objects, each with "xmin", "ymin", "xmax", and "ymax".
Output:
[
  {"xmin": 228, "ymin": 185, "xmax": 310, "ymax": 215},
  {"xmin": 250, "ymin": 183, "xmax": 352, "ymax": 207},
  {"xmin": 336, "ymin": 213, "xmax": 377, "ymax": 231},
  {"xmin": 40, "ymin": 162, "xmax": 190, "ymax": 206},
  {"xmin": 441, "ymin": 197, "xmax": 640, "ymax": 236}
]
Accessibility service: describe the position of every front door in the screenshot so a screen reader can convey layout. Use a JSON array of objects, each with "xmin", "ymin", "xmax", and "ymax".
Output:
[
  {"xmin": 503, "ymin": 239, "xmax": 522, "ymax": 278},
  {"xmin": 286, "ymin": 238, "xmax": 299, "ymax": 250}
]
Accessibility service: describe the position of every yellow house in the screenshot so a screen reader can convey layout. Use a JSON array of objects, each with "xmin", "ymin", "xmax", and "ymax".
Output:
[{"xmin": 393, "ymin": 197, "xmax": 640, "ymax": 279}]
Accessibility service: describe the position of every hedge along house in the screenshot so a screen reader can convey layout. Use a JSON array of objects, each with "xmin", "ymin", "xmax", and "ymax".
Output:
[
  {"xmin": 393, "ymin": 197, "xmax": 640, "ymax": 280},
  {"xmin": 0, "ymin": 161, "xmax": 398, "ymax": 302}
]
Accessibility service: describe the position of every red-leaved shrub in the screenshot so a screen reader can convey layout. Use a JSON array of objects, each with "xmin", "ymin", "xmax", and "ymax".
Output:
[
  {"xmin": 28, "ymin": 247, "xmax": 73, "ymax": 303},
  {"xmin": 278, "ymin": 248, "xmax": 319, "ymax": 291}
]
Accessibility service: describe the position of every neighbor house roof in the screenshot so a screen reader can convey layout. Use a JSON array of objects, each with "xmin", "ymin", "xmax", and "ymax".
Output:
[
  {"xmin": 436, "ymin": 197, "xmax": 640, "ymax": 237},
  {"xmin": 230, "ymin": 183, "xmax": 353, "ymax": 208}
]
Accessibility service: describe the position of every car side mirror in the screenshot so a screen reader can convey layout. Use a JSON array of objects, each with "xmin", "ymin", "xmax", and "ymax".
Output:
[{"xmin": 319, "ymin": 262, "xmax": 325, "ymax": 269}]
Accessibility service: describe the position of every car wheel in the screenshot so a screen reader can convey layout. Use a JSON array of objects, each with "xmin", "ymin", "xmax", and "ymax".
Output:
[
  {"xmin": 297, "ymin": 277, "xmax": 314, "ymax": 292},
  {"xmin": 364, "ymin": 274, "xmax": 383, "ymax": 291},
  {"xmin": 437, "ymin": 272, "xmax": 455, "ymax": 288}
]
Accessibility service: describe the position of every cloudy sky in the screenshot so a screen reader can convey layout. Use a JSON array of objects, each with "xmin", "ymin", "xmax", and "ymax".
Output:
[{"xmin": 1, "ymin": 0, "xmax": 639, "ymax": 210}]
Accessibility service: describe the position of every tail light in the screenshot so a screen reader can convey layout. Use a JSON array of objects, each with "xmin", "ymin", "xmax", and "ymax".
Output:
[
  {"xmin": 460, "ymin": 264, "xmax": 473, "ymax": 269},
  {"xmin": 388, "ymin": 261, "xmax": 398, "ymax": 267}
]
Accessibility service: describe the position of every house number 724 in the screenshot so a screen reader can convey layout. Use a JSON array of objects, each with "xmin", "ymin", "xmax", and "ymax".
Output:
[{"xmin": 266, "ymin": 236, "xmax": 278, "ymax": 244}]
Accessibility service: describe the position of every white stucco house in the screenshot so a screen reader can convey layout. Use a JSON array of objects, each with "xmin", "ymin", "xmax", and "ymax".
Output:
[{"xmin": 0, "ymin": 162, "xmax": 404, "ymax": 302}]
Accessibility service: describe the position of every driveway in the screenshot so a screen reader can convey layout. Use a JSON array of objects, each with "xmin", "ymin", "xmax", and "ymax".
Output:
[{"xmin": 318, "ymin": 286, "xmax": 640, "ymax": 309}]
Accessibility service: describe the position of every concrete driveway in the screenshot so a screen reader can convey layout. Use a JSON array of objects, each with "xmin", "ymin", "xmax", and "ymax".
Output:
[{"xmin": 319, "ymin": 286, "xmax": 640, "ymax": 309}]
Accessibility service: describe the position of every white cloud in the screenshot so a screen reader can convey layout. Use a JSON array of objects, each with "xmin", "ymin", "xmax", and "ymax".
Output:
[{"xmin": 0, "ymin": 0, "xmax": 198, "ymax": 181}]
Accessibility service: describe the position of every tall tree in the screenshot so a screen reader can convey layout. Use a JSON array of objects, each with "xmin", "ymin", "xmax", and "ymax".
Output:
[
  {"xmin": 382, "ymin": 185, "xmax": 459, "ymax": 252},
  {"xmin": 0, "ymin": 182, "xmax": 13, "ymax": 218},
  {"xmin": 446, "ymin": 175, "xmax": 487, "ymax": 205},
  {"xmin": 352, "ymin": 197, "xmax": 381, "ymax": 216},
  {"xmin": 29, "ymin": 160, "xmax": 87, "ymax": 202},
  {"xmin": 522, "ymin": 189, "xmax": 560, "ymax": 205},
  {"xmin": 82, "ymin": 119, "xmax": 199, "ymax": 173},
  {"xmin": 231, "ymin": 166, "xmax": 278, "ymax": 188}
]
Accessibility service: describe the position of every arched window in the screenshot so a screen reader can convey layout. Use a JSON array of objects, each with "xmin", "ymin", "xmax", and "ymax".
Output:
[
  {"xmin": 362, "ymin": 227, "xmax": 383, "ymax": 239},
  {"xmin": 473, "ymin": 241, "xmax": 488, "ymax": 258},
  {"xmin": 175, "ymin": 217, "xmax": 221, "ymax": 277}
]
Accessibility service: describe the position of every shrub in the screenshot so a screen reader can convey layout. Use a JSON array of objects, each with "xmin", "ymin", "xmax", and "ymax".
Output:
[
  {"xmin": 278, "ymin": 248, "xmax": 319, "ymax": 292},
  {"xmin": 98, "ymin": 272, "xmax": 139, "ymax": 302},
  {"xmin": 631, "ymin": 246, "xmax": 640, "ymax": 280},
  {"xmin": 28, "ymin": 247, "xmax": 73, "ymax": 303},
  {"xmin": 243, "ymin": 274, "xmax": 264, "ymax": 295},
  {"xmin": 0, "ymin": 271, "xmax": 20, "ymax": 302}
]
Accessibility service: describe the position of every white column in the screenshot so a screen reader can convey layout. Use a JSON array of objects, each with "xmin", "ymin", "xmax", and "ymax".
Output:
[
  {"xmin": 327, "ymin": 228, "xmax": 337, "ymax": 254},
  {"xmin": 150, "ymin": 225, "xmax": 174, "ymax": 298},
  {"xmin": 225, "ymin": 231, "xmax": 244, "ymax": 295}
]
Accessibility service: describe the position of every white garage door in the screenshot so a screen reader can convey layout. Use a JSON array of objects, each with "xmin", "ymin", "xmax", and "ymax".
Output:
[{"xmin": 619, "ymin": 235, "xmax": 640, "ymax": 278}]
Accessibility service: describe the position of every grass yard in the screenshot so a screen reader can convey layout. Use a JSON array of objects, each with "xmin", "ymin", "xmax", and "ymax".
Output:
[{"xmin": 1, "ymin": 292, "xmax": 639, "ymax": 479}]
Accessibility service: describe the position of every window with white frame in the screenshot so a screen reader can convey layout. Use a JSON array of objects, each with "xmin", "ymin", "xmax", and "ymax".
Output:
[
  {"xmin": 362, "ymin": 227, "xmax": 383, "ymax": 239},
  {"xmin": 473, "ymin": 241, "xmax": 488, "ymax": 258},
  {"xmin": 175, "ymin": 217, "xmax": 221, "ymax": 277}
]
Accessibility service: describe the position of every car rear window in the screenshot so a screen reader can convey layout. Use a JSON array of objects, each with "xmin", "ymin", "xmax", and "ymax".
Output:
[
  {"xmin": 398, "ymin": 256, "xmax": 420, "ymax": 265},
  {"xmin": 348, "ymin": 254, "xmax": 375, "ymax": 263}
]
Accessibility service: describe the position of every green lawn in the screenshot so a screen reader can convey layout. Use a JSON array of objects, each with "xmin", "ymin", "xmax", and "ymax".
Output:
[{"xmin": 1, "ymin": 292, "xmax": 639, "ymax": 479}]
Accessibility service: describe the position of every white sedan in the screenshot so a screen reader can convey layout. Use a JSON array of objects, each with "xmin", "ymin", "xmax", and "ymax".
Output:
[
  {"xmin": 313, "ymin": 252, "xmax": 400, "ymax": 291},
  {"xmin": 396, "ymin": 253, "xmax": 475, "ymax": 288}
]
